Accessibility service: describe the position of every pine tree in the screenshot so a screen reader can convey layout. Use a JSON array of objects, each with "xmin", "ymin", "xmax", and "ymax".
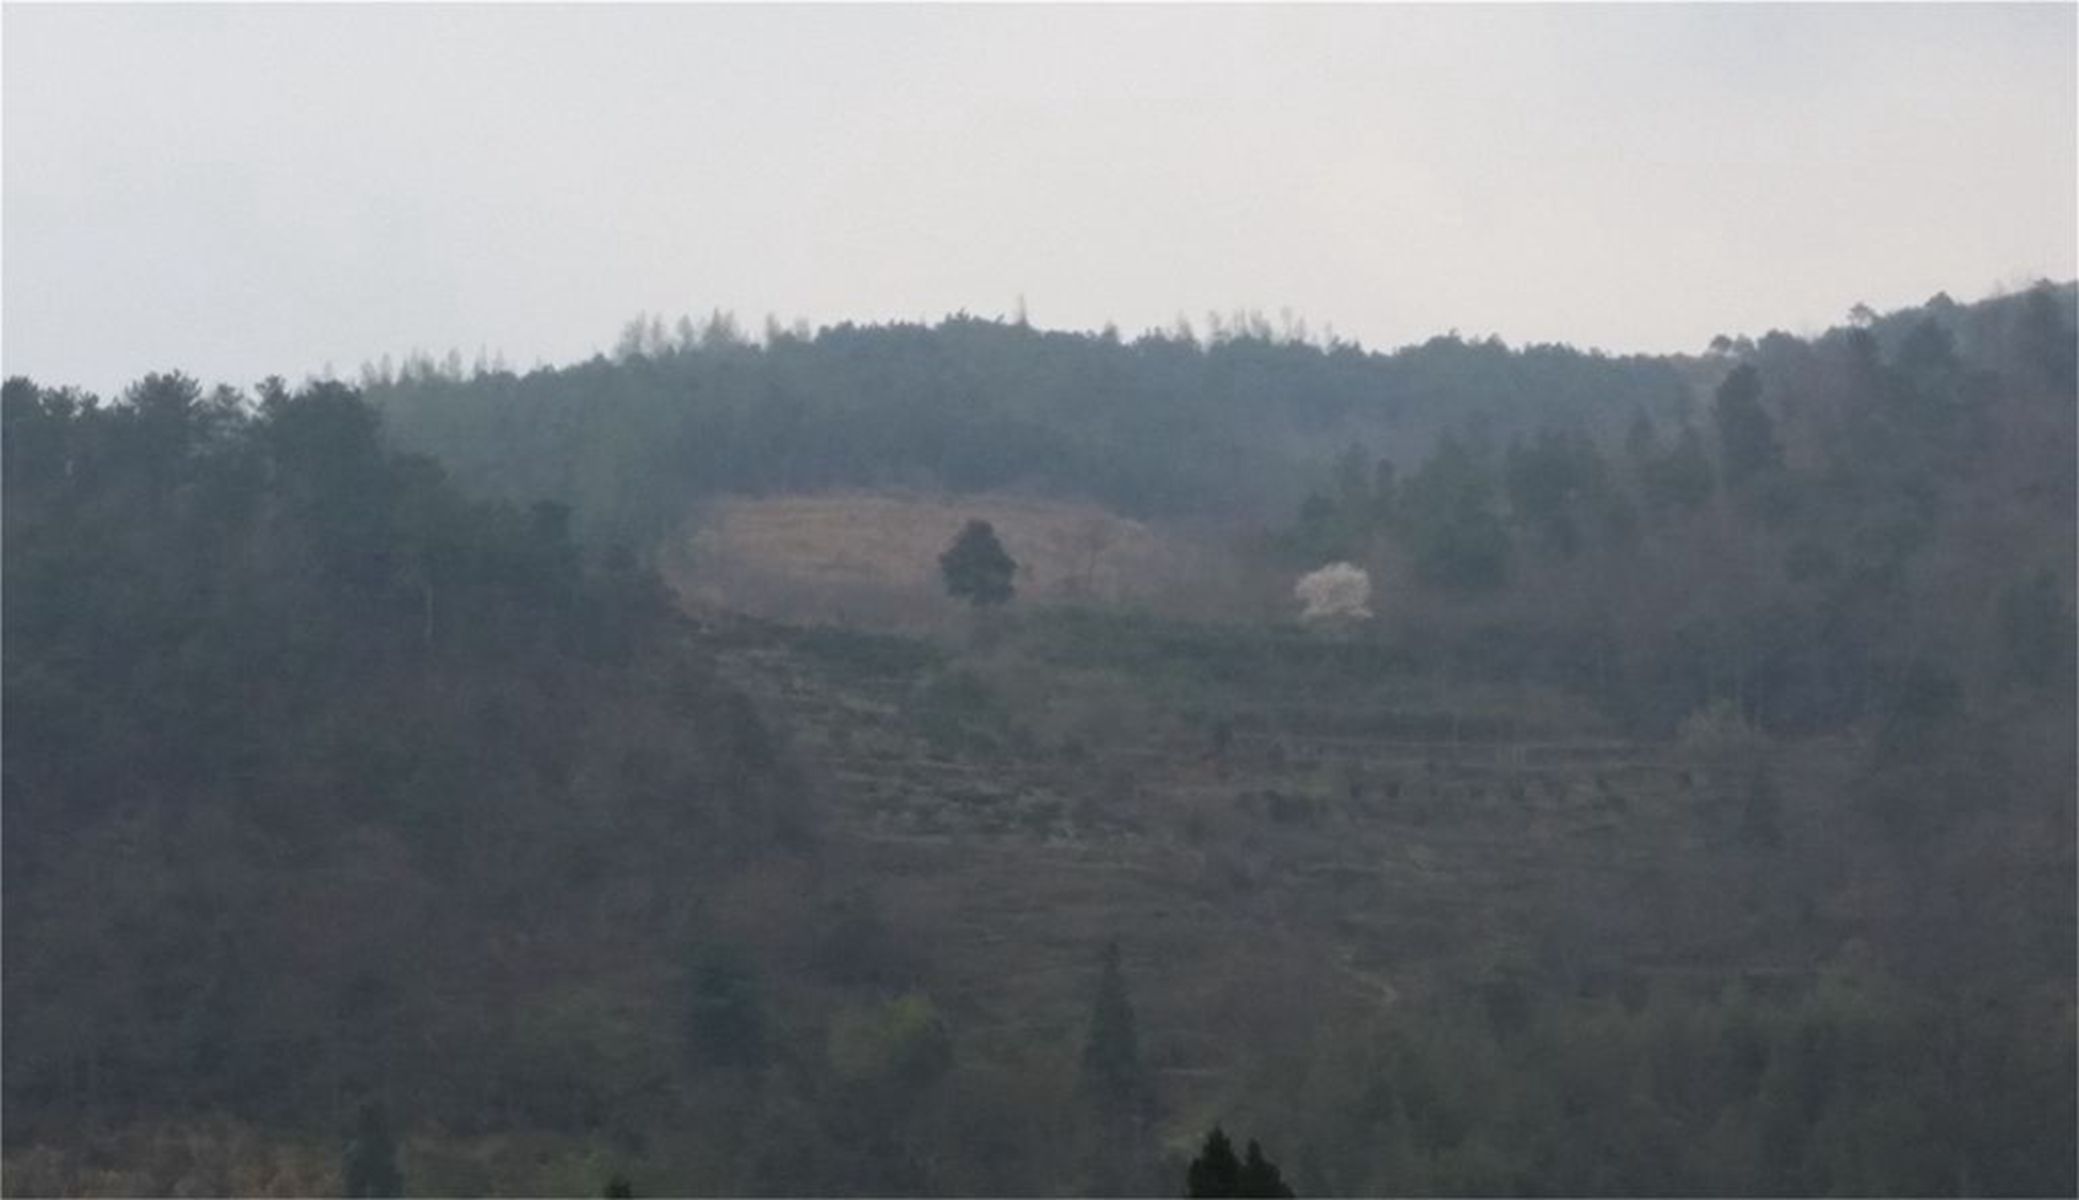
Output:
[
  {"xmin": 1644, "ymin": 423, "xmax": 1716, "ymax": 513},
  {"xmin": 1188, "ymin": 1127, "xmax": 1296, "ymax": 1197},
  {"xmin": 1081, "ymin": 941, "xmax": 1146, "ymax": 1106},
  {"xmin": 938, "ymin": 519, "xmax": 1017, "ymax": 607},
  {"xmin": 1401, "ymin": 433, "xmax": 1511, "ymax": 592},
  {"xmin": 1081, "ymin": 940, "xmax": 1153, "ymax": 1192},
  {"xmin": 1238, "ymin": 1140, "xmax": 1296, "ymax": 1198},
  {"xmin": 1186, "ymin": 1126, "xmax": 1244, "ymax": 1198},
  {"xmin": 1711, "ymin": 364, "xmax": 1781, "ymax": 488}
]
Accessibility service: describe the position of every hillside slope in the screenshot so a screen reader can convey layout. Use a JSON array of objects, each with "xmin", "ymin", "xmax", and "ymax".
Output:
[
  {"xmin": 4, "ymin": 281, "xmax": 2072, "ymax": 1196},
  {"xmin": 689, "ymin": 606, "xmax": 2071, "ymax": 1195}
]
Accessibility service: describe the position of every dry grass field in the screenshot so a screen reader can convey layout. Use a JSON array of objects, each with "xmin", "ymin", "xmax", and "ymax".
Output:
[{"xmin": 669, "ymin": 491, "xmax": 1271, "ymax": 630}]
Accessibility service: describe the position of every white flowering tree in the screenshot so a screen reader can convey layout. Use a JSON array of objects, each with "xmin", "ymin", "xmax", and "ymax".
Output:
[{"xmin": 1295, "ymin": 562, "xmax": 1373, "ymax": 622}]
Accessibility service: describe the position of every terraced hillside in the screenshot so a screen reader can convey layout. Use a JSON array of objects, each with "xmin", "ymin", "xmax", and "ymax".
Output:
[{"xmin": 697, "ymin": 609, "xmax": 1861, "ymax": 1141}]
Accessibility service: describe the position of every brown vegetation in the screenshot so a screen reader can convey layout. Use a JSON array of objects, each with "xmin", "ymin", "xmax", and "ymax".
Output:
[{"xmin": 670, "ymin": 491, "xmax": 1268, "ymax": 631}]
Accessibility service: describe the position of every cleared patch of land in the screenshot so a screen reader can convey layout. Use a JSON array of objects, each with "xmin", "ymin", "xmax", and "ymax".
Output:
[{"xmin": 670, "ymin": 491, "xmax": 1264, "ymax": 630}]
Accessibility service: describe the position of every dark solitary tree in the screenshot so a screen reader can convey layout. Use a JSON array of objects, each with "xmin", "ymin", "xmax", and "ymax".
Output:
[
  {"xmin": 1238, "ymin": 1140, "xmax": 1296, "ymax": 1198},
  {"xmin": 1081, "ymin": 940, "xmax": 1154, "ymax": 1192},
  {"xmin": 1082, "ymin": 941, "xmax": 1148, "ymax": 1108},
  {"xmin": 1186, "ymin": 1126, "xmax": 1244, "ymax": 1198},
  {"xmin": 343, "ymin": 1101, "xmax": 404, "ymax": 1198},
  {"xmin": 939, "ymin": 519, "xmax": 1016, "ymax": 607}
]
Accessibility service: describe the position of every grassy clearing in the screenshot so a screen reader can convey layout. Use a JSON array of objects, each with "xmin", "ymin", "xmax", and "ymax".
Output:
[{"xmin": 669, "ymin": 491, "xmax": 1263, "ymax": 630}]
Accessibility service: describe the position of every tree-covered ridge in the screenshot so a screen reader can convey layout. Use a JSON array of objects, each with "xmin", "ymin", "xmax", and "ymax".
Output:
[
  {"xmin": 1276, "ymin": 281, "xmax": 2077, "ymax": 741},
  {"xmin": 364, "ymin": 310, "xmax": 1696, "ymax": 548},
  {"xmin": 2, "ymin": 375, "xmax": 806, "ymax": 1154}
]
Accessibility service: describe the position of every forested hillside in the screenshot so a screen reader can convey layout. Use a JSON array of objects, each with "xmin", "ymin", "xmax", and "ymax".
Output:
[
  {"xmin": 3, "ymin": 283, "xmax": 2073, "ymax": 1197},
  {"xmin": 2, "ymin": 377, "xmax": 815, "ymax": 1190},
  {"xmin": 366, "ymin": 312, "xmax": 1694, "ymax": 549}
]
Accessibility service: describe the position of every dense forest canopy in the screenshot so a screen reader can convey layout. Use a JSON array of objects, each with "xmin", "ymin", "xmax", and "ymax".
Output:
[
  {"xmin": 364, "ymin": 309, "xmax": 1700, "ymax": 549},
  {"xmin": 3, "ymin": 375, "xmax": 810, "ymax": 1181},
  {"xmin": 3, "ymin": 281, "xmax": 2073, "ymax": 1196}
]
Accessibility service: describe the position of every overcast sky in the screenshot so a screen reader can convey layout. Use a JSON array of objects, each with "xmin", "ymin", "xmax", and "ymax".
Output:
[{"xmin": 4, "ymin": 3, "xmax": 2074, "ymax": 396}]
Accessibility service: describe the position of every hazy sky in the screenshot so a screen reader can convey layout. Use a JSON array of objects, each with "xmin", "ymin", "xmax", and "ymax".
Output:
[{"xmin": 5, "ymin": 3, "xmax": 2074, "ymax": 396}]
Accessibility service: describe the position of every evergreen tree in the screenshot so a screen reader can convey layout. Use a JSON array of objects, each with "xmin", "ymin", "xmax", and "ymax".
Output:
[
  {"xmin": 1371, "ymin": 457, "xmax": 1399, "ymax": 524},
  {"xmin": 1186, "ymin": 1126, "xmax": 1244, "ymax": 1198},
  {"xmin": 1238, "ymin": 1140, "xmax": 1296, "ymax": 1198},
  {"xmin": 1711, "ymin": 364, "xmax": 1781, "ymax": 488},
  {"xmin": 1400, "ymin": 434, "xmax": 1511, "ymax": 592},
  {"xmin": 2017, "ymin": 280, "xmax": 2077, "ymax": 390},
  {"xmin": 343, "ymin": 1101, "xmax": 404, "ymax": 1198},
  {"xmin": 939, "ymin": 519, "xmax": 1017, "ymax": 607},
  {"xmin": 1644, "ymin": 422, "xmax": 1716, "ymax": 512},
  {"xmin": 1290, "ymin": 492, "xmax": 1350, "ymax": 563},
  {"xmin": 1504, "ymin": 427, "xmax": 1603, "ymax": 558},
  {"xmin": 1081, "ymin": 941, "xmax": 1149, "ymax": 1108},
  {"xmin": 1625, "ymin": 409, "xmax": 1659, "ymax": 463},
  {"xmin": 1081, "ymin": 940, "xmax": 1154, "ymax": 1192}
]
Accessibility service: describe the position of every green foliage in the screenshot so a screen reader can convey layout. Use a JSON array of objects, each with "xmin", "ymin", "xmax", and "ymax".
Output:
[
  {"xmin": 1239, "ymin": 1140, "xmax": 1296, "ymax": 1198},
  {"xmin": 939, "ymin": 518, "xmax": 1017, "ymax": 607},
  {"xmin": 2015, "ymin": 281, "xmax": 2078, "ymax": 390},
  {"xmin": 1279, "ymin": 445, "xmax": 1399, "ymax": 565},
  {"xmin": 1186, "ymin": 1126, "xmax": 1243, "ymax": 1198},
  {"xmin": 1080, "ymin": 941, "xmax": 1147, "ymax": 1109},
  {"xmin": 1, "ymin": 374, "xmax": 792, "ymax": 1153},
  {"xmin": 1640, "ymin": 421, "xmax": 1716, "ymax": 512},
  {"xmin": 1080, "ymin": 941, "xmax": 1155, "ymax": 1192},
  {"xmin": 1504, "ymin": 427, "xmax": 1609, "ymax": 558},
  {"xmin": 1247, "ymin": 285, "xmax": 2071, "ymax": 744},
  {"xmin": 1399, "ymin": 434, "xmax": 1512, "ymax": 592},
  {"xmin": 1275, "ymin": 972, "xmax": 2074, "ymax": 1197},
  {"xmin": 5, "ymin": 281, "xmax": 2071, "ymax": 1196},
  {"xmin": 1286, "ymin": 492, "xmax": 1354, "ymax": 563},
  {"xmin": 1188, "ymin": 1127, "xmax": 1294, "ymax": 1198},
  {"xmin": 366, "ymin": 316, "xmax": 1693, "ymax": 540},
  {"xmin": 1711, "ymin": 364, "xmax": 1782, "ymax": 488}
]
